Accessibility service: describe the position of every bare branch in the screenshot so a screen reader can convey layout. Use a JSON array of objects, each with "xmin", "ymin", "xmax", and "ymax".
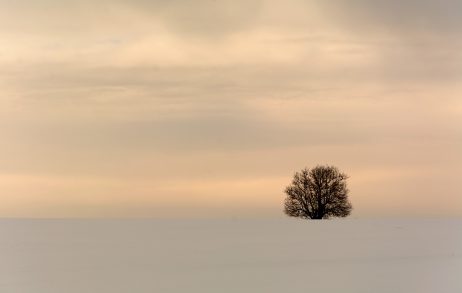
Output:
[{"xmin": 283, "ymin": 165, "xmax": 352, "ymax": 220}]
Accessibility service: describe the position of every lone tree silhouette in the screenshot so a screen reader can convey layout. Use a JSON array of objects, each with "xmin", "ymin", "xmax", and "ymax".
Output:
[{"xmin": 284, "ymin": 165, "xmax": 352, "ymax": 219}]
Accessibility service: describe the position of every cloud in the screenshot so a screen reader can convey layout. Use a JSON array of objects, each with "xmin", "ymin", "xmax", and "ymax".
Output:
[
  {"xmin": 0, "ymin": 0, "xmax": 262, "ymax": 38},
  {"xmin": 131, "ymin": 0, "xmax": 263, "ymax": 37},
  {"xmin": 316, "ymin": 0, "xmax": 462, "ymax": 35}
]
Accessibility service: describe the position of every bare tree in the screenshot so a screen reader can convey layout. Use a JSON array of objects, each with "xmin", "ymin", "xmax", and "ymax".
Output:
[{"xmin": 284, "ymin": 165, "xmax": 352, "ymax": 219}]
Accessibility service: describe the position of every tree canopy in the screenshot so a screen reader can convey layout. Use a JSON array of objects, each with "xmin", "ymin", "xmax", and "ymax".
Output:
[{"xmin": 284, "ymin": 165, "xmax": 352, "ymax": 219}]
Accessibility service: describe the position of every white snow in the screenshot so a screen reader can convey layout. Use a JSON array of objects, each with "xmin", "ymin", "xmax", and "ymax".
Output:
[{"xmin": 0, "ymin": 219, "xmax": 461, "ymax": 292}]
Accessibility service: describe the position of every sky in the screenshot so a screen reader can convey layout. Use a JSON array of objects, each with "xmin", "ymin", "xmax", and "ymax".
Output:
[{"xmin": 0, "ymin": 0, "xmax": 461, "ymax": 218}]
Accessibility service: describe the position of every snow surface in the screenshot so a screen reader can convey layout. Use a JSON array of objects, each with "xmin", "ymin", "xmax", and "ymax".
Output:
[{"xmin": 0, "ymin": 219, "xmax": 461, "ymax": 293}]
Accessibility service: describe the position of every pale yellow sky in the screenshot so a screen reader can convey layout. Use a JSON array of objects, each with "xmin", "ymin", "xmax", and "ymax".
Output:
[{"xmin": 0, "ymin": 0, "xmax": 461, "ymax": 217}]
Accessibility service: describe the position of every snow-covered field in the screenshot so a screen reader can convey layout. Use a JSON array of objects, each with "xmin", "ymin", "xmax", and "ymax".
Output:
[{"xmin": 0, "ymin": 219, "xmax": 461, "ymax": 292}]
